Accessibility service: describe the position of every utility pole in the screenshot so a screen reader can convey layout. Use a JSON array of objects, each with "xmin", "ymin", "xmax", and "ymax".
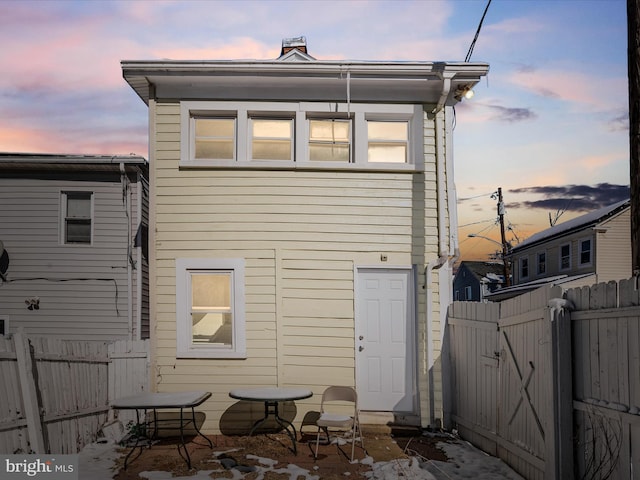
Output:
[
  {"xmin": 628, "ymin": 0, "xmax": 640, "ymax": 276},
  {"xmin": 497, "ymin": 187, "xmax": 511, "ymax": 286}
]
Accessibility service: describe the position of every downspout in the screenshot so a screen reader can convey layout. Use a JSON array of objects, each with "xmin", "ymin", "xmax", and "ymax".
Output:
[
  {"xmin": 120, "ymin": 162, "xmax": 134, "ymax": 341},
  {"xmin": 423, "ymin": 76, "xmax": 452, "ymax": 427}
]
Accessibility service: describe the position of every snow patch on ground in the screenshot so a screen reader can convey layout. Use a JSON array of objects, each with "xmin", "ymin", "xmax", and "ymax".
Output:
[{"xmin": 78, "ymin": 435, "xmax": 525, "ymax": 480}]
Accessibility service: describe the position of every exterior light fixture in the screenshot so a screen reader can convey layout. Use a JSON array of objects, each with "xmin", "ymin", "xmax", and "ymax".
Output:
[{"xmin": 454, "ymin": 84, "xmax": 475, "ymax": 102}]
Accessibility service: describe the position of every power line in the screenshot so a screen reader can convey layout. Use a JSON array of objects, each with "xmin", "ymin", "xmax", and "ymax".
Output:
[{"xmin": 465, "ymin": 0, "xmax": 493, "ymax": 62}]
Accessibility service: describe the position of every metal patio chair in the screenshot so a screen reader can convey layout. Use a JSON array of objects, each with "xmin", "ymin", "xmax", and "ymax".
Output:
[{"xmin": 314, "ymin": 386, "xmax": 364, "ymax": 461}]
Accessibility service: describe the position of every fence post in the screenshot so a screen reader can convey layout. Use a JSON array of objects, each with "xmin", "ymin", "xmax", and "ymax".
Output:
[
  {"xmin": 548, "ymin": 304, "xmax": 574, "ymax": 479},
  {"xmin": 14, "ymin": 331, "xmax": 46, "ymax": 453}
]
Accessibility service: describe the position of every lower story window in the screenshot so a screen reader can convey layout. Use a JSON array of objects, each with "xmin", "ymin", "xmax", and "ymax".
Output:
[{"xmin": 176, "ymin": 258, "xmax": 246, "ymax": 358}]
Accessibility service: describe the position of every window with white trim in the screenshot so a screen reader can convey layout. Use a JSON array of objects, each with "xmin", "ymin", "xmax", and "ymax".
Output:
[
  {"xmin": 537, "ymin": 252, "xmax": 546, "ymax": 275},
  {"xmin": 579, "ymin": 238, "xmax": 592, "ymax": 266},
  {"xmin": 560, "ymin": 243, "xmax": 571, "ymax": 270},
  {"xmin": 367, "ymin": 120, "xmax": 408, "ymax": 163},
  {"xmin": 308, "ymin": 118, "xmax": 351, "ymax": 162},
  {"xmin": 176, "ymin": 258, "xmax": 246, "ymax": 358},
  {"xmin": 194, "ymin": 117, "xmax": 236, "ymax": 160},
  {"xmin": 61, "ymin": 191, "xmax": 93, "ymax": 244},
  {"xmin": 251, "ymin": 118, "xmax": 294, "ymax": 161},
  {"xmin": 464, "ymin": 286, "xmax": 472, "ymax": 300},
  {"xmin": 180, "ymin": 101, "xmax": 422, "ymax": 169}
]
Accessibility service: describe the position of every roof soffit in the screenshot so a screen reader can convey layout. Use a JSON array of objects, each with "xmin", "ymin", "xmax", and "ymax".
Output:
[{"xmin": 122, "ymin": 60, "xmax": 489, "ymax": 105}]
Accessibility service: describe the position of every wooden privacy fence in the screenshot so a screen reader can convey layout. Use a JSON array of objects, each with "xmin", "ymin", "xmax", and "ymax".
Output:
[
  {"xmin": 0, "ymin": 334, "xmax": 148, "ymax": 454},
  {"xmin": 446, "ymin": 278, "xmax": 640, "ymax": 480}
]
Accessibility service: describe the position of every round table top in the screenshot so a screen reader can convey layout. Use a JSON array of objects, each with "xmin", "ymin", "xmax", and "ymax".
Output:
[{"xmin": 229, "ymin": 387, "xmax": 313, "ymax": 402}]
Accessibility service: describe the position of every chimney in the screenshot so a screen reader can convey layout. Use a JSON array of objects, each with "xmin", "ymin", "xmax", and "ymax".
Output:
[{"xmin": 281, "ymin": 36, "xmax": 308, "ymax": 56}]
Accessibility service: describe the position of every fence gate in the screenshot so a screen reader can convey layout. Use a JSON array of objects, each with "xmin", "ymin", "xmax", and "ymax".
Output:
[{"xmin": 447, "ymin": 285, "xmax": 572, "ymax": 480}]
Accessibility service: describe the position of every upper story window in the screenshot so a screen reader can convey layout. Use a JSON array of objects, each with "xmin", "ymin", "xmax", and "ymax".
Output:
[
  {"xmin": 520, "ymin": 257, "xmax": 529, "ymax": 280},
  {"xmin": 176, "ymin": 258, "xmax": 246, "ymax": 359},
  {"xmin": 560, "ymin": 243, "xmax": 571, "ymax": 270},
  {"xmin": 537, "ymin": 252, "xmax": 546, "ymax": 275},
  {"xmin": 251, "ymin": 118, "xmax": 293, "ymax": 161},
  {"xmin": 309, "ymin": 119, "xmax": 351, "ymax": 162},
  {"xmin": 367, "ymin": 121, "xmax": 408, "ymax": 163},
  {"xmin": 194, "ymin": 117, "xmax": 235, "ymax": 160},
  {"xmin": 180, "ymin": 101, "xmax": 422, "ymax": 170},
  {"xmin": 580, "ymin": 238, "xmax": 592, "ymax": 266},
  {"xmin": 62, "ymin": 191, "xmax": 93, "ymax": 245}
]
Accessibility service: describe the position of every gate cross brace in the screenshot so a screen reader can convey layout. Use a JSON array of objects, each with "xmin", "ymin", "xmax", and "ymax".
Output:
[{"xmin": 502, "ymin": 331, "xmax": 545, "ymax": 440}]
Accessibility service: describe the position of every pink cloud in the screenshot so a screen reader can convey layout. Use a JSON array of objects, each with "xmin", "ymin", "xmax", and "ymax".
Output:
[
  {"xmin": 0, "ymin": 125, "xmax": 147, "ymax": 157},
  {"xmin": 508, "ymin": 68, "xmax": 626, "ymax": 111}
]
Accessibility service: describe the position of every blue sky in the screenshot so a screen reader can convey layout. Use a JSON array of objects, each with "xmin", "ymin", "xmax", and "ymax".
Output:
[{"xmin": 0, "ymin": 0, "xmax": 630, "ymax": 260}]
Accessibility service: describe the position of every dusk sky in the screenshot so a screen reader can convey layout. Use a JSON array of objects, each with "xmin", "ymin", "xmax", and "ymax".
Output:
[{"xmin": 0, "ymin": 0, "xmax": 630, "ymax": 261}]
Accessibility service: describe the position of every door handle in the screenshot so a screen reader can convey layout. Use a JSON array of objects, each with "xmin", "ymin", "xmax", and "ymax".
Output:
[
  {"xmin": 359, "ymin": 336, "xmax": 364, "ymax": 340},
  {"xmin": 359, "ymin": 346, "xmax": 364, "ymax": 352}
]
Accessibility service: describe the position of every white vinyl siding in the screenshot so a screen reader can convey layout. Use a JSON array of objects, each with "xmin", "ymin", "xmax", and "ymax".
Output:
[
  {"xmin": 0, "ymin": 178, "xmax": 146, "ymax": 340},
  {"xmin": 595, "ymin": 209, "xmax": 632, "ymax": 282},
  {"xmin": 155, "ymin": 101, "xmax": 444, "ymax": 431}
]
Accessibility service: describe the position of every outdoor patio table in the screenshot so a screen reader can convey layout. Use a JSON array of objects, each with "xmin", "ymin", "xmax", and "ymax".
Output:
[
  {"xmin": 228, "ymin": 387, "xmax": 313, "ymax": 454},
  {"xmin": 111, "ymin": 391, "xmax": 213, "ymax": 469}
]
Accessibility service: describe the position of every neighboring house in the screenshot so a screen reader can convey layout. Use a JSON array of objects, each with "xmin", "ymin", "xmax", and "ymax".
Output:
[
  {"xmin": 487, "ymin": 199, "xmax": 631, "ymax": 301},
  {"xmin": 453, "ymin": 261, "xmax": 504, "ymax": 302},
  {"xmin": 122, "ymin": 37, "xmax": 489, "ymax": 430},
  {"xmin": 0, "ymin": 153, "xmax": 149, "ymax": 340}
]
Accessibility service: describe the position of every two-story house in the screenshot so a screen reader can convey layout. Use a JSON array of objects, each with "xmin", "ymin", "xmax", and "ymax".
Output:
[
  {"xmin": 121, "ymin": 38, "xmax": 488, "ymax": 430},
  {"xmin": 488, "ymin": 199, "xmax": 631, "ymax": 301},
  {"xmin": 0, "ymin": 153, "xmax": 149, "ymax": 340},
  {"xmin": 453, "ymin": 261, "xmax": 504, "ymax": 302}
]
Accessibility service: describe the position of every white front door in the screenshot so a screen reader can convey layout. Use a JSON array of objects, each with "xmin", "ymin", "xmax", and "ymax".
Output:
[{"xmin": 355, "ymin": 268, "xmax": 415, "ymax": 412}]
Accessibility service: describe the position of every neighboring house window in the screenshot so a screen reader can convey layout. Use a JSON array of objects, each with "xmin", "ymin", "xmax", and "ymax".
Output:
[
  {"xmin": 367, "ymin": 120, "xmax": 408, "ymax": 163},
  {"xmin": 62, "ymin": 191, "xmax": 92, "ymax": 244},
  {"xmin": 176, "ymin": 258, "xmax": 246, "ymax": 359},
  {"xmin": 309, "ymin": 119, "xmax": 351, "ymax": 162},
  {"xmin": 580, "ymin": 238, "xmax": 592, "ymax": 266},
  {"xmin": 454, "ymin": 290, "xmax": 460, "ymax": 301},
  {"xmin": 194, "ymin": 117, "xmax": 235, "ymax": 160},
  {"xmin": 251, "ymin": 118, "xmax": 294, "ymax": 161},
  {"xmin": 537, "ymin": 252, "xmax": 546, "ymax": 275},
  {"xmin": 520, "ymin": 257, "xmax": 529, "ymax": 279},
  {"xmin": 464, "ymin": 286, "xmax": 472, "ymax": 300},
  {"xmin": 560, "ymin": 244, "xmax": 571, "ymax": 270}
]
